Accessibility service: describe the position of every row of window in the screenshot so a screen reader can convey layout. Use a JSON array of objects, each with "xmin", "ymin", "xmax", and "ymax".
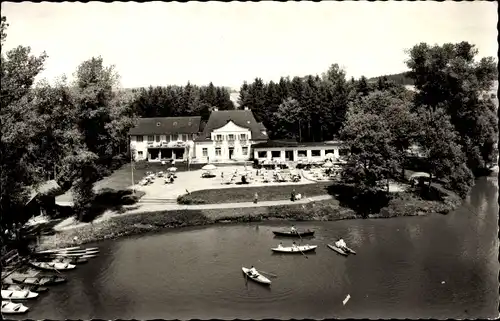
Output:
[
  {"xmin": 202, "ymin": 147, "xmax": 249, "ymax": 157},
  {"xmin": 257, "ymin": 149, "xmax": 349, "ymax": 158},
  {"xmin": 213, "ymin": 133, "xmax": 248, "ymax": 141},
  {"xmin": 135, "ymin": 134, "xmax": 195, "ymax": 143}
]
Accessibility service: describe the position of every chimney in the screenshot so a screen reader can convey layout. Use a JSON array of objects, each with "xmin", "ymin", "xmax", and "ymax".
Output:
[{"xmin": 244, "ymin": 106, "xmax": 249, "ymax": 110}]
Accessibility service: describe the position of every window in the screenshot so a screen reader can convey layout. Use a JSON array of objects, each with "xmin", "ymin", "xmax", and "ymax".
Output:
[
  {"xmin": 339, "ymin": 148, "xmax": 349, "ymax": 156},
  {"xmin": 242, "ymin": 147, "xmax": 248, "ymax": 155},
  {"xmin": 298, "ymin": 150, "xmax": 307, "ymax": 157},
  {"xmin": 325, "ymin": 149, "xmax": 334, "ymax": 155},
  {"xmin": 311, "ymin": 150, "xmax": 321, "ymax": 157},
  {"xmin": 136, "ymin": 135, "xmax": 143, "ymax": 142},
  {"xmin": 215, "ymin": 148, "xmax": 222, "ymax": 156},
  {"xmin": 155, "ymin": 135, "xmax": 161, "ymax": 142},
  {"xmin": 258, "ymin": 151, "xmax": 267, "ymax": 158},
  {"xmin": 491, "ymin": 93, "xmax": 496, "ymax": 99},
  {"xmin": 240, "ymin": 133, "xmax": 247, "ymax": 140},
  {"xmin": 216, "ymin": 134, "xmax": 223, "ymax": 141},
  {"xmin": 228, "ymin": 134, "xmax": 235, "ymax": 140},
  {"xmin": 181, "ymin": 134, "xmax": 187, "ymax": 142},
  {"xmin": 138, "ymin": 151, "xmax": 143, "ymax": 159},
  {"xmin": 202, "ymin": 148, "xmax": 208, "ymax": 157},
  {"xmin": 271, "ymin": 150, "xmax": 281, "ymax": 158},
  {"xmin": 147, "ymin": 135, "xmax": 154, "ymax": 142}
]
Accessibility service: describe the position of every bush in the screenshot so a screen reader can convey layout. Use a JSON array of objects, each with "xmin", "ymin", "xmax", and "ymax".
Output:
[{"xmin": 177, "ymin": 195, "xmax": 207, "ymax": 205}]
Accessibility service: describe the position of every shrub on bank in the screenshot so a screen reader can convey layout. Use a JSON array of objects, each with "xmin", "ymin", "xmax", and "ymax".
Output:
[{"xmin": 177, "ymin": 195, "xmax": 207, "ymax": 205}]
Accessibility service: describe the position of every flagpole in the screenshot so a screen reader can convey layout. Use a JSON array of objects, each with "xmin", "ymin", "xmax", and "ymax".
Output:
[{"xmin": 131, "ymin": 152, "xmax": 135, "ymax": 195}]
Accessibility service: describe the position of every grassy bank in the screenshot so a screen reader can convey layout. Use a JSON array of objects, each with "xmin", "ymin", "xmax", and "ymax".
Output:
[
  {"xmin": 178, "ymin": 182, "xmax": 331, "ymax": 204},
  {"xmin": 37, "ymin": 186, "xmax": 462, "ymax": 250}
]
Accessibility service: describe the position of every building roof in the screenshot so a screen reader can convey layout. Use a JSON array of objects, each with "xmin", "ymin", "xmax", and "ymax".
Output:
[
  {"xmin": 194, "ymin": 110, "xmax": 268, "ymax": 141},
  {"xmin": 252, "ymin": 140, "xmax": 343, "ymax": 149},
  {"xmin": 26, "ymin": 180, "xmax": 61, "ymax": 205},
  {"xmin": 129, "ymin": 116, "xmax": 202, "ymax": 136}
]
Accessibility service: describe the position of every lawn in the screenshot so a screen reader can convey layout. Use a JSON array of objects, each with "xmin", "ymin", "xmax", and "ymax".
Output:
[{"xmin": 181, "ymin": 182, "xmax": 333, "ymax": 204}]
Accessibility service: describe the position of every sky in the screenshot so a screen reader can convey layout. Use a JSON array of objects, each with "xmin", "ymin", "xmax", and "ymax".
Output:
[{"xmin": 1, "ymin": 1, "xmax": 497, "ymax": 90}]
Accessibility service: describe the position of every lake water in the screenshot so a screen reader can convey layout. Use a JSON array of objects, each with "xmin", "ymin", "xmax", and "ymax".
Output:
[{"xmin": 12, "ymin": 177, "xmax": 499, "ymax": 320}]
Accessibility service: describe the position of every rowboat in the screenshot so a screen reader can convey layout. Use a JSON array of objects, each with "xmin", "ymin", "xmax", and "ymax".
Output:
[
  {"xmin": 35, "ymin": 246, "xmax": 82, "ymax": 254},
  {"xmin": 327, "ymin": 244, "xmax": 348, "ymax": 256},
  {"xmin": 272, "ymin": 230, "xmax": 315, "ymax": 237},
  {"xmin": 79, "ymin": 254, "xmax": 98, "ymax": 259},
  {"xmin": 30, "ymin": 261, "xmax": 76, "ymax": 271},
  {"xmin": 2, "ymin": 284, "xmax": 48, "ymax": 293},
  {"xmin": 51, "ymin": 257, "xmax": 88, "ymax": 265},
  {"xmin": 54, "ymin": 250, "xmax": 99, "ymax": 257},
  {"xmin": 271, "ymin": 245, "xmax": 317, "ymax": 253},
  {"xmin": 1, "ymin": 289, "xmax": 39, "ymax": 300},
  {"xmin": 1, "ymin": 301, "xmax": 29, "ymax": 314},
  {"xmin": 12, "ymin": 275, "xmax": 67, "ymax": 286},
  {"xmin": 241, "ymin": 267, "xmax": 271, "ymax": 285}
]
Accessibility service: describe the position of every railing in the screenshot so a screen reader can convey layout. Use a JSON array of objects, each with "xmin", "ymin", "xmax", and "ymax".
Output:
[
  {"xmin": 215, "ymin": 140, "xmax": 223, "ymax": 146},
  {"xmin": 240, "ymin": 139, "xmax": 248, "ymax": 146},
  {"xmin": 228, "ymin": 139, "xmax": 235, "ymax": 146}
]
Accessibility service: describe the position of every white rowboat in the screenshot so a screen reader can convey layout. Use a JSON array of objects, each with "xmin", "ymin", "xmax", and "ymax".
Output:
[
  {"xmin": 1, "ymin": 289, "xmax": 39, "ymax": 300},
  {"xmin": 30, "ymin": 261, "xmax": 76, "ymax": 271},
  {"xmin": 327, "ymin": 244, "xmax": 348, "ymax": 256},
  {"xmin": 241, "ymin": 267, "xmax": 271, "ymax": 285},
  {"xmin": 271, "ymin": 245, "xmax": 317, "ymax": 253},
  {"xmin": 1, "ymin": 301, "xmax": 29, "ymax": 314},
  {"xmin": 36, "ymin": 246, "xmax": 81, "ymax": 254}
]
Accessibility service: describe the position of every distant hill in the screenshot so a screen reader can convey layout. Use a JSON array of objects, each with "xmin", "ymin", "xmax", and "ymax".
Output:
[{"xmin": 368, "ymin": 72, "xmax": 414, "ymax": 86}]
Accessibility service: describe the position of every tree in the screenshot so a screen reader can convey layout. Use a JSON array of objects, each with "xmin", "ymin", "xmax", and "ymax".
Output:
[
  {"xmin": 0, "ymin": 15, "xmax": 49, "ymax": 228},
  {"xmin": 340, "ymin": 106, "xmax": 399, "ymax": 194},
  {"xmin": 272, "ymin": 98, "xmax": 302, "ymax": 140},
  {"xmin": 414, "ymin": 106, "xmax": 473, "ymax": 196},
  {"xmin": 67, "ymin": 56, "xmax": 120, "ymax": 220},
  {"xmin": 406, "ymin": 41, "xmax": 498, "ymax": 173}
]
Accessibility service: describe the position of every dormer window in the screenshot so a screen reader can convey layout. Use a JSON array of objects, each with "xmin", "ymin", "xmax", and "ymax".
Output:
[
  {"xmin": 173, "ymin": 121, "xmax": 178, "ymax": 126},
  {"xmin": 156, "ymin": 122, "xmax": 161, "ymax": 127}
]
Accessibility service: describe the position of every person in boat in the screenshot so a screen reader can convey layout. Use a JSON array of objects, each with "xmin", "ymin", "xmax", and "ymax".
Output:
[
  {"xmin": 335, "ymin": 238, "xmax": 347, "ymax": 249},
  {"xmin": 292, "ymin": 241, "xmax": 298, "ymax": 249},
  {"xmin": 277, "ymin": 242, "xmax": 283, "ymax": 249},
  {"xmin": 290, "ymin": 225, "xmax": 297, "ymax": 234},
  {"xmin": 249, "ymin": 266, "xmax": 258, "ymax": 277}
]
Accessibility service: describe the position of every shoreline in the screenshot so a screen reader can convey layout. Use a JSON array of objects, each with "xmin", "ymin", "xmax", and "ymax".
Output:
[{"xmin": 37, "ymin": 188, "xmax": 462, "ymax": 250}]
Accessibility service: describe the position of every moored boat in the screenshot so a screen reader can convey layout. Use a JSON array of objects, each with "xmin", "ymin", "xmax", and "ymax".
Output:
[
  {"xmin": 53, "ymin": 250, "xmax": 99, "ymax": 257},
  {"xmin": 271, "ymin": 245, "xmax": 317, "ymax": 253},
  {"xmin": 1, "ymin": 289, "xmax": 39, "ymax": 300},
  {"xmin": 241, "ymin": 267, "xmax": 271, "ymax": 285},
  {"xmin": 52, "ymin": 257, "xmax": 88, "ymax": 264},
  {"xmin": 12, "ymin": 275, "xmax": 67, "ymax": 286},
  {"xmin": 79, "ymin": 254, "xmax": 98, "ymax": 259},
  {"xmin": 2, "ymin": 284, "xmax": 48, "ymax": 293},
  {"xmin": 30, "ymin": 261, "xmax": 76, "ymax": 271},
  {"xmin": 327, "ymin": 244, "xmax": 348, "ymax": 256},
  {"xmin": 1, "ymin": 301, "xmax": 29, "ymax": 314},
  {"xmin": 35, "ymin": 246, "xmax": 82, "ymax": 254},
  {"xmin": 272, "ymin": 230, "xmax": 315, "ymax": 237}
]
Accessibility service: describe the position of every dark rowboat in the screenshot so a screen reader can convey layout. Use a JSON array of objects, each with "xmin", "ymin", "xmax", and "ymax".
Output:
[
  {"xmin": 12, "ymin": 275, "xmax": 67, "ymax": 286},
  {"xmin": 272, "ymin": 230, "xmax": 315, "ymax": 237}
]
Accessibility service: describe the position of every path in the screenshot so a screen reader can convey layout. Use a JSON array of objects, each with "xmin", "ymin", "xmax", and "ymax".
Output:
[{"xmin": 54, "ymin": 194, "xmax": 334, "ymax": 231}]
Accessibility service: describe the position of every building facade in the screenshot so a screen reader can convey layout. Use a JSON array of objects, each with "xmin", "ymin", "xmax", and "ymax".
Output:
[
  {"xmin": 193, "ymin": 108, "xmax": 268, "ymax": 163},
  {"xmin": 252, "ymin": 140, "xmax": 349, "ymax": 163},
  {"xmin": 129, "ymin": 116, "xmax": 202, "ymax": 162}
]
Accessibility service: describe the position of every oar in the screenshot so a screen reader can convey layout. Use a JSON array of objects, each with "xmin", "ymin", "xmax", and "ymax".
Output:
[
  {"xmin": 296, "ymin": 232, "xmax": 309, "ymax": 259},
  {"xmin": 258, "ymin": 270, "xmax": 277, "ymax": 278}
]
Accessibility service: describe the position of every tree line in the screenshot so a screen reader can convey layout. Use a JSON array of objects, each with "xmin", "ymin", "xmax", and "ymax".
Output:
[{"xmin": 236, "ymin": 42, "xmax": 497, "ymax": 199}]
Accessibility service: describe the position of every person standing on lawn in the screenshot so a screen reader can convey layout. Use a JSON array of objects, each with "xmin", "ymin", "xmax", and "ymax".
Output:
[
  {"xmin": 291, "ymin": 189, "xmax": 296, "ymax": 202},
  {"xmin": 254, "ymin": 192, "xmax": 258, "ymax": 204}
]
